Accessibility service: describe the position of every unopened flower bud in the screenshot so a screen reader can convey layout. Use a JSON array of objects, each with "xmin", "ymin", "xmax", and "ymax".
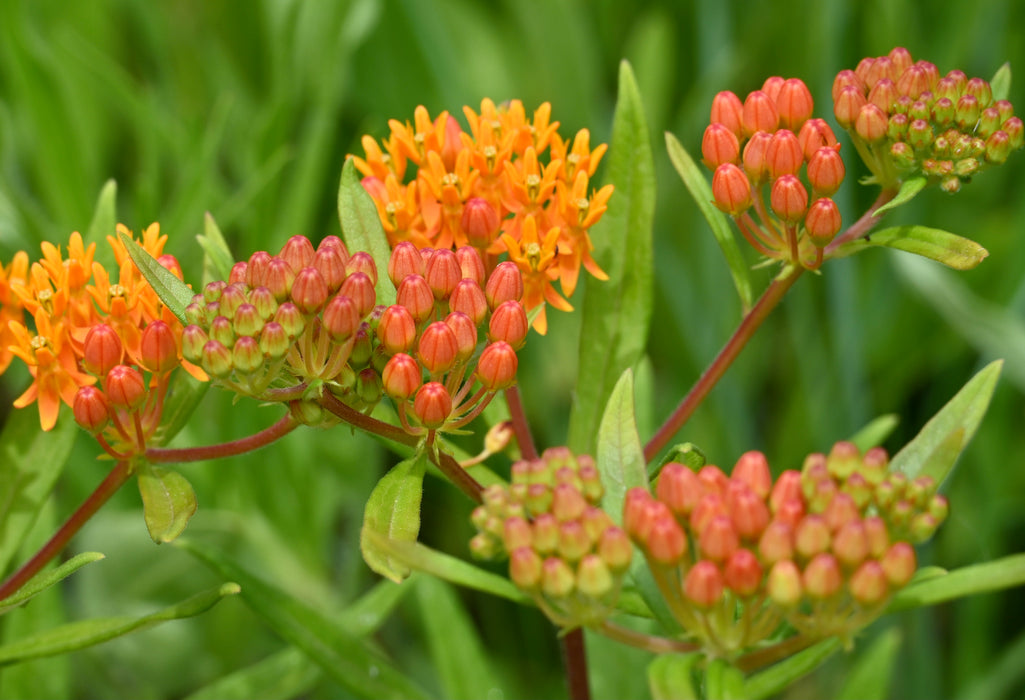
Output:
[
  {"xmin": 776, "ymin": 78, "xmax": 814, "ymax": 129},
  {"xmin": 803, "ymin": 553, "xmax": 842, "ymax": 599},
  {"xmin": 724, "ymin": 548, "xmax": 763, "ymax": 596},
  {"xmin": 532, "ymin": 513, "xmax": 559, "ymax": 554},
  {"xmin": 258, "ymin": 322, "xmax": 290, "ymax": 360},
  {"xmin": 454, "ymin": 246, "xmax": 486, "ymax": 285},
  {"xmin": 684, "ymin": 560, "xmax": 724, "ymax": 608},
  {"xmin": 742, "ymin": 91, "xmax": 779, "ymax": 137},
  {"xmin": 541, "ymin": 557, "xmax": 575, "ymax": 598},
  {"xmin": 742, "ymin": 131, "xmax": 773, "ymax": 183},
  {"xmin": 313, "ymin": 245, "xmax": 347, "ymax": 292},
  {"xmin": 985, "ymin": 130, "xmax": 1012, "ymax": 164},
  {"xmin": 1003, "ymin": 117, "xmax": 1024, "ymax": 150},
  {"xmin": 795, "ymin": 515, "xmax": 831, "ymax": 559},
  {"xmin": 489, "ymin": 300, "xmax": 529, "ymax": 349},
  {"xmin": 832, "ymin": 70, "xmax": 865, "ymax": 102},
  {"xmin": 864, "ymin": 56, "xmax": 896, "ymax": 89},
  {"xmin": 656, "ymin": 462, "xmax": 703, "ymax": 516},
  {"xmin": 551, "ymin": 483, "xmax": 588, "ymax": 522},
  {"xmin": 291, "ymin": 267, "xmax": 329, "ymax": 314},
  {"xmin": 770, "ymin": 174, "xmax": 808, "ymax": 223},
  {"xmin": 833, "ymin": 520, "xmax": 869, "ymax": 567},
  {"xmin": 181, "ymin": 325, "xmax": 208, "ymax": 364},
  {"xmin": 646, "ymin": 515, "xmax": 687, "ymax": 565},
  {"xmin": 804, "ymin": 198, "xmax": 842, "ymax": 246},
  {"xmin": 598, "ymin": 527, "xmax": 633, "ymax": 573},
  {"xmin": 849, "ymin": 560, "xmax": 889, "ymax": 605},
  {"xmin": 340, "ymin": 272, "xmax": 377, "ymax": 317},
  {"xmin": 834, "ymin": 86, "xmax": 867, "ymax": 129},
  {"xmin": 888, "ymin": 112, "xmax": 911, "ymax": 140},
  {"xmin": 855, "ymin": 103, "xmax": 888, "ymax": 142},
  {"xmin": 758, "ymin": 520, "xmax": 794, "ymax": 564},
  {"xmin": 233, "ymin": 303, "xmax": 264, "ymax": 339},
  {"xmin": 768, "ymin": 560, "xmax": 802, "ymax": 605},
  {"xmin": 770, "ymin": 470, "xmax": 802, "ymax": 513},
  {"xmin": 910, "ymin": 513, "xmax": 939, "ymax": 544},
  {"xmin": 868, "ymin": 78, "xmax": 899, "ymax": 113},
  {"xmin": 577, "ymin": 554, "xmax": 614, "ymax": 598},
  {"xmin": 413, "ymin": 381, "xmax": 452, "ymax": 429},
  {"xmin": 710, "ymin": 90, "xmax": 744, "ymax": 138},
  {"xmin": 265, "ymin": 257, "xmax": 296, "ymax": 302},
  {"xmin": 245, "ymin": 251, "xmax": 272, "ymax": 288},
  {"xmin": 83, "ymin": 324, "xmax": 124, "ymax": 375},
  {"xmin": 273, "ymin": 303, "xmax": 305, "ymax": 339},
  {"xmin": 699, "ymin": 515, "xmax": 739, "ymax": 561},
  {"xmin": 105, "ymin": 364, "xmax": 147, "ymax": 410},
  {"xmin": 232, "ymin": 335, "xmax": 264, "ymax": 374},
  {"xmin": 443, "ymin": 311, "xmax": 478, "ymax": 363},
  {"xmin": 417, "ymin": 321, "xmax": 459, "ymax": 375},
  {"xmin": 388, "ymin": 242, "xmax": 424, "ymax": 287},
  {"xmin": 73, "ymin": 386, "xmax": 110, "ymax": 434},
  {"xmin": 807, "ymin": 148, "xmax": 845, "ymax": 196},
  {"xmin": 509, "ymin": 547, "xmax": 543, "ymax": 589},
  {"xmin": 279, "ymin": 235, "xmax": 315, "ymax": 272},
  {"xmin": 346, "ymin": 252, "xmax": 378, "ymax": 286},
  {"xmin": 377, "ymin": 305, "xmax": 417, "ymax": 354},
  {"xmin": 964, "ymin": 77, "xmax": 993, "ymax": 108},
  {"xmin": 712, "ymin": 163, "xmax": 752, "ymax": 215},
  {"xmin": 382, "ymin": 353, "xmax": 422, "ymax": 400},
  {"xmin": 896, "ymin": 63, "xmax": 932, "ymax": 100},
  {"xmin": 424, "ymin": 249, "xmax": 461, "ymax": 300},
  {"xmin": 461, "ymin": 198, "xmax": 500, "ymax": 247},
  {"xmin": 881, "ymin": 542, "xmax": 916, "ymax": 587},
  {"xmin": 766, "ymin": 129, "xmax": 804, "ymax": 179},
  {"xmin": 824, "ymin": 492, "xmax": 860, "ymax": 532},
  {"xmin": 701, "ymin": 123, "xmax": 740, "ymax": 168},
  {"xmin": 449, "ymin": 278, "xmax": 489, "ymax": 325},
  {"xmin": 485, "ymin": 262, "xmax": 524, "ymax": 309},
  {"xmin": 476, "ymin": 341, "xmax": 518, "ymax": 390},
  {"xmin": 558, "ymin": 520, "xmax": 592, "ymax": 562}
]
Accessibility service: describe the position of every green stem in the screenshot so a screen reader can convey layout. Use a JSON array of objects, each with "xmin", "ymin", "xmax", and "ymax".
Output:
[
  {"xmin": 146, "ymin": 412, "xmax": 299, "ymax": 464},
  {"xmin": 644, "ymin": 264, "xmax": 804, "ymax": 462},
  {"xmin": 0, "ymin": 460, "xmax": 133, "ymax": 601}
]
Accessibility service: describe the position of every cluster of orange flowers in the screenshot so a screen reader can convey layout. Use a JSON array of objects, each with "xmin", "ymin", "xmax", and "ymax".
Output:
[
  {"xmin": 0, "ymin": 225, "xmax": 201, "ymax": 432},
  {"xmin": 353, "ymin": 100, "xmax": 613, "ymax": 334}
]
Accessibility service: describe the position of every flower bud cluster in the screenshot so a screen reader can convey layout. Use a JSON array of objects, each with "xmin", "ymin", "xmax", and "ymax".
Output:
[
  {"xmin": 834, "ymin": 46, "xmax": 1023, "ymax": 192},
  {"xmin": 625, "ymin": 443, "xmax": 945, "ymax": 655},
  {"xmin": 353, "ymin": 100, "xmax": 614, "ymax": 334},
  {"xmin": 704, "ymin": 77, "xmax": 845, "ymax": 266},
  {"xmin": 469, "ymin": 447, "xmax": 631, "ymax": 627}
]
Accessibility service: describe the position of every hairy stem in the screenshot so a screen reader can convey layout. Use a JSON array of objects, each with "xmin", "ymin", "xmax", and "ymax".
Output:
[
  {"xmin": 0, "ymin": 460, "xmax": 133, "ymax": 601},
  {"xmin": 644, "ymin": 264, "xmax": 804, "ymax": 462},
  {"xmin": 146, "ymin": 412, "xmax": 299, "ymax": 464}
]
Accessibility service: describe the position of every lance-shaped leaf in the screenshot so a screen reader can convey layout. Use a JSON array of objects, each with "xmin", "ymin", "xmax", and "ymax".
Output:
[
  {"xmin": 568, "ymin": 60, "xmax": 654, "ymax": 455},
  {"xmin": 889, "ymin": 553, "xmax": 1025, "ymax": 612},
  {"xmin": 837, "ymin": 628, "xmax": 901, "ymax": 700},
  {"xmin": 182, "ymin": 540, "xmax": 430, "ymax": 700},
  {"xmin": 197, "ymin": 212, "xmax": 235, "ymax": 284},
  {"xmin": 870, "ymin": 176, "xmax": 927, "ymax": 217},
  {"xmin": 889, "ymin": 360, "xmax": 1001, "ymax": 485},
  {"xmin": 742, "ymin": 639, "xmax": 841, "ymax": 700},
  {"xmin": 119, "ymin": 231, "xmax": 194, "ymax": 324},
  {"xmin": 0, "ymin": 552, "xmax": 104, "ymax": 615},
  {"xmin": 992, "ymin": 62, "xmax": 1012, "ymax": 102},
  {"xmin": 596, "ymin": 369, "xmax": 648, "ymax": 528},
  {"xmin": 834, "ymin": 225, "xmax": 989, "ymax": 270},
  {"xmin": 337, "ymin": 158, "xmax": 396, "ymax": 306},
  {"xmin": 648, "ymin": 653, "xmax": 700, "ymax": 700},
  {"xmin": 665, "ymin": 132, "xmax": 753, "ymax": 310},
  {"xmin": 138, "ymin": 464, "xmax": 198, "ymax": 543},
  {"xmin": 0, "ymin": 410, "xmax": 77, "ymax": 575},
  {"xmin": 0, "ymin": 582, "xmax": 238, "ymax": 666},
  {"xmin": 360, "ymin": 454, "xmax": 427, "ymax": 582},
  {"xmin": 847, "ymin": 414, "xmax": 900, "ymax": 452}
]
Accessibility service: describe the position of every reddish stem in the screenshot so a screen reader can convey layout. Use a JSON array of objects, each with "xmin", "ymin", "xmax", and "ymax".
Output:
[
  {"xmin": 824, "ymin": 188, "xmax": 899, "ymax": 254},
  {"xmin": 561, "ymin": 627, "xmax": 591, "ymax": 700},
  {"xmin": 145, "ymin": 412, "xmax": 300, "ymax": 464},
  {"xmin": 0, "ymin": 460, "xmax": 133, "ymax": 601},
  {"xmin": 504, "ymin": 384, "xmax": 538, "ymax": 460}
]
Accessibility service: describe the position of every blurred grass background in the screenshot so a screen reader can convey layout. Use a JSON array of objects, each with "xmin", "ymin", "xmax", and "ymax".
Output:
[{"xmin": 1, "ymin": 0, "xmax": 1024, "ymax": 698}]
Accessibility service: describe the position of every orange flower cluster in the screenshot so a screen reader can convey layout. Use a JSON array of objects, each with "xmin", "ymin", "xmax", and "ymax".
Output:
[
  {"xmin": 703, "ymin": 77, "xmax": 846, "ymax": 267},
  {"xmin": 0, "ymin": 225, "xmax": 202, "ymax": 433},
  {"xmin": 353, "ymin": 100, "xmax": 613, "ymax": 334}
]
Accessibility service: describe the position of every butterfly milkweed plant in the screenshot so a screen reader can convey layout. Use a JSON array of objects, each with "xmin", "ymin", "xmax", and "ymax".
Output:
[{"xmin": 0, "ymin": 6, "xmax": 1024, "ymax": 697}]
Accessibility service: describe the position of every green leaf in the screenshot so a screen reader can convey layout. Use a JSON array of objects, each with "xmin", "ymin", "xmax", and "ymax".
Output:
[
  {"xmin": 0, "ymin": 552, "xmax": 104, "ymax": 615},
  {"xmin": 0, "ymin": 582, "xmax": 239, "ymax": 666},
  {"xmin": 665, "ymin": 132, "xmax": 753, "ymax": 310},
  {"xmin": 889, "ymin": 553, "xmax": 1025, "ymax": 612},
  {"xmin": 648, "ymin": 653, "xmax": 700, "ymax": 700},
  {"xmin": 596, "ymin": 370, "xmax": 648, "ymax": 527},
  {"xmin": 137, "ymin": 464, "xmax": 198, "ymax": 543},
  {"xmin": 360, "ymin": 454, "xmax": 427, "ymax": 582},
  {"xmin": 836, "ymin": 628, "xmax": 901, "ymax": 700},
  {"xmin": 151, "ymin": 372, "xmax": 210, "ymax": 447},
  {"xmin": 197, "ymin": 212, "xmax": 235, "ymax": 284},
  {"xmin": 119, "ymin": 230, "xmax": 194, "ymax": 324},
  {"xmin": 360, "ymin": 532, "xmax": 530, "ymax": 605},
  {"xmin": 871, "ymin": 176, "xmax": 927, "ymax": 217},
  {"xmin": 567, "ymin": 60, "xmax": 655, "ymax": 455},
  {"xmin": 846, "ymin": 226, "xmax": 989, "ymax": 270},
  {"xmin": 181, "ymin": 539, "xmax": 430, "ymax": 700},
  {"xmin": 184, "ymin": 648, "xmax": 319, "ymax": 700},
  {"xmin": 415, "ymin": 576, "xmax": 496, "ymax": 700},
  {"xmin": 0, "ymin": 410, "xmax": 78, "ymax": 575},
  {"xmin": 847, "ymin": 414, "xmax": 899, "ymax": 452},
  {"xmin": 742, "ymin": 639, "xmax": 841, "ymax": 700},
  {"xmin": 650, "ymin": 442, "xmax": 706, "ymax": 479},
  {"xmin": 991, "ymin": 62, "xmax": 1012, "ymax": 102},
  {"xmin": 337, "ymin": 158, "xmax": 395, "ymax": 307},
  {"xmin": 890, "ymin": 360, "xmax": 1001, "ymax": 484},
  {"xmin": 706, "ymin": 658, "xmax": 746, "ymax": 700},
  {"xmin": 337, "ymin": 577, "xmax": 418, "ymax": 637},
  {"xmin": 84, "ymin": 179, "xmax": 117, "ymax": 271}
]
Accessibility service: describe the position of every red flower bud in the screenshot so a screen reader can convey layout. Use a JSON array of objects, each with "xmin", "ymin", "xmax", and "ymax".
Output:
[
  {"xmin": 246, "ymin": 251, "xmax": 272, "ymax": 288},
  {"xmin": 476, "ymin": 341, "xmax": 518, "ymax": 390},
  {"xmin": 412, "ymin": 381, "xmax": 452, "ymax": 429},
  {"xmin": 485, "ymin": 262, "xmax": 524, "ymax": 309},
  {"xmin": 424, "ymin": 248, "xmax": 461, "ymax": 300},
  {"xmin": 265, "ymin": 257, "xmax": 296, "ymax": 302},
  {"xmin": 83, "ymin": 324, "xmax": 124, "ymax": 375},
  {"xmin": 766, "ymin": 129, "xmax": 804, "ymax": 179},
  {"xmin": 699, "ymin": 515, "xmax": 739, "ymax": 561},
  {"xmin": 158, "ymin": 254, "xmax": 184, "ymax": 280},
  {"xmin": 290, "ymin": 267, "xmax": 329, "ymax": 314},
  {"xmin": 712, "ymin": 163, "xmax": 752, "ymax": 215},
  {"xmin": 776, "ymin": 78, "xmax": 814, "ymax": 130},
  {"xmin": 889, "ymin": 47, "xmax": 913, "ymax": 75},
  {"xmin": 770, "ymin": 470, "xmax": 803, "ymax": 513},
  {"xmin": 797, "ymin": 118, "xmax": 839, "ymax": 161},
  {"xmin": 834, "ymin": 86, "xmax": 867, "ymax": 130},
  {"xmin": 105, "ymin": 364, "xmax": 147, "ymax": 410},
  {"xmin": 864, "ymin": 56, "xmax": 896, "ymax": 90},
  {"xmin": 833, "ymin": 520, "xmax": 869, "ymax": 567},
  {"xmin": 804, "ymin": 197, "xmax": 842, "ymax": 246},
  {"xmin": 795, "ymin": 515, "xmax": 831, "ymax": 559},
  {"xmin": 655, "ymin": 462, "xmax": 702, "ymax": 516},
  {"xmin": 449, "ymin": 278, "xmax": 489, "ymax": 325},
  {"xmin": 770, "ymin": 174, "xmax": 808, "ymax": 223},
  {"xmin": 896, "ymin": 63, "xmax": 932, "ymax": 100},
  {"xmin": 461, "ymin": 198, "xmax": 500, "ymax": 247},
  {"xmin": 803, "ymin": 553, "xmax": 842, "ymax": 598},
  {"xmin": 551, "ymin": 483, "xmax": 588, "ymax": 522},
  {"xmin": 139, "ymin": 320, "xmax": 180, "ymax": 373},
  {"xmin": 346, "ymin": 252, "xmax": 379, "ymax": 286},
  {"xmin": 382, "ymin": 353, "xmax": 422, "ymax": 400},
  {"xmin": 761, "ymin": 75, "xmax": 784, "ymax": 103},
  {"xmin": 732, "ymin": 451, "xmax": 772, "ymax": 499},
  {"xmin": 340, "ymin": 272, "xmax": 377, "ymax": 317},
  {"xmin": 965, "ymin": 77, "xmax": 993, "ymax": 108},
  {"xmin": 454, "ymin": 246, "xmax": 486, "ymax": 285},
  {"xmin": 388, "ymin": 242, "xmax": 425, "ymax": 287},
  {"xmin": 701, "ymin": 123, "xmax": 740, "ymax": 168},
  {"xmin": 202, "ymin": 339, "xmax": 234, "ymax": 377},
  {"xmin": 850, "ymin": 560, "xmax": 889, "ymax": 604},
  {"xmin": 444, "ymin": 311, "xmax": 478, "ymax": 362},
  {"xmin": 684, "ymin": 560, "xmax": 724, "ymax": 608},
  {"xmin": 724, "ymin": 548, "xmax": 763, "ymax": 596},
  {"xmin": 377, "ymin": 305, "xmax": 417, "ymax": 354},
  {"xmin": 273, "ymin": 303, "xmax": 305, "ymax": 339},
  {"xmin": 558, "ymin": 520, "xmax": 592, "ymax": 562},
  {"xmin": 742, "ymin": 131, "xmax": 773, "ymax": 183},
  {"xmin": 807, "ymin": 148, "xmax": 845, "ymax": 196},
  {"xmin": 279, "ymin": 235, "xmax": 315, "ymax": 272},
  {"xmin": 489, "ymin": 300, "xmax": 529, "ymax": 350},
  {"xmin": 645, "ymin": 514, "xmax": 687, "ymax": 565},
  {"xmin": 313, "ymin": 245, "xmax": 347, "ymax": 292},
  {"xmin": 598, "ymin": 526, "xmax": 633, "ymax": 572},
  {"xmin": 832, "ymin": 70, "xmax": 865, "ymax": 102},
  {"xmin": 73, "ymin": 386, "xmax": 110, "ymax": 434},
  {"xmin": 727, "ymin": 482, "xmax": 770, "ymax": 539},
  {"xmin": 417, "ymin": 321, "xmax": 459, "ymax": 375},
  {"xmin": 396, "ymin": 274, "xmax": 436, "ymax": 324},
  {"xmin": 758, "ymin": 520, "xmax": 794, "ymax": 564},
  {"xmin": 742, "ymin": 91, "xmax": 779, "ymax": 137},
  {"xmin": 855, "ymin": 103, "xmax": 888, "ymax": 142},
  {"xmin": 710, "ymin": 90, "xmax": 744, "ymax": 138},
  {"xmin": 323, "ymin": 295, "xmax": 361, "ymax": 341}
]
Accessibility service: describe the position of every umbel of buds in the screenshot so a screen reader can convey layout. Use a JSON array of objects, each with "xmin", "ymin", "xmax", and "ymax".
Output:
[
  {"xmin": 625, "ymin": 443, "xmax": 945, "ymax": 655},
  {"xmin": 704, "ymin": 77, "xmax": 845, "ymax": 267},
  {"xmin": 470, "ymin": 447, "xmax": 632, "ymax": 627},
  {"xmin": 834, "ymin": 46, "xmax": 1024, "ymax": 192}
]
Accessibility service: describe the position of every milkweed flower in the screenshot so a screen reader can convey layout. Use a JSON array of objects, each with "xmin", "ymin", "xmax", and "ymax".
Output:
[{"xmin": 353, "ymin": 100, "xmax": 613, "ymax": 333}]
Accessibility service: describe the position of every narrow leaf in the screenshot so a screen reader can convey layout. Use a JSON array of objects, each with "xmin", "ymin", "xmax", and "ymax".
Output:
[
  {"xmin": 197, "ymin": 212, "xmax": 235, "ymax": 284},
  {"xmin": 871, "ymin": 176, "xmax": 927, "ymax": 217},
  {"xmin": 991, "ymin": 62, "xmax": 1012, "ymax": 102},
  {"xmin": 84, "ymin": 179, "xmax": 117, "ymax": 271},
  {"xmin": 851, "ymin": 226, "xmax": 989, "ymax": 270},
  {"xmin": 182, "ymin": 539, "xmax": 430, "ymax": 700},
  {"xmin": 0, "ymin": 410, "xmax": 77, "ymax": 575},
  {"xmin": 137, "ymin": 464, "xmax": 198, "ymax": 543},
  {"xmin": 0, "ymin": 582, "xmax": 238, "ymax": 665},
  {"xmin": 596, "ymin": 369, "xmax": 648, "ymax": 527},
  {"xmin": 705, "ymin": 658, "xmax": 746, "ymax": 700},
  {"xmin": 119, "ymin": 231, "xmax": 194, "ymax": 324},
  {"xmin": 184, "ymin": 648, "xmax": 319, "ymax": 700},
  {"xmin": 847, "ymin": 414, "xmax": 900, "ymax": 452},
  {"xmin": 890, "ymin": 360, "xmax": 1001, "ymax": 484},
  {"xmin": 568, "ymin": 60, "xmax": 655, "ymax": 455},
  {"xmin": 337, "ymin": 158, "xmax": 395, "ymax": 306},
  {"xmin": 415, "ymin": 577, "xmax": 496, "ymax": 700},
  {"xmin": 361, "ymin": 532, "xmax": 530, "ymax": 605},
  {"xmin": 836, "ymin": 628, "xmax": 901, "ymax": 700},
  {"xmin": 889, "ymin": 553, "xmax": 1025, "ymax": 612},
  {"xmin": 742, "ymin": 639, "xmax": 841, "ymax": 700},
  {"xmin": 337, "ymin": 578, "xmax": 418, "ymax": 638},
  {"xmin": 648, "ymin": 653, "xmax": 700, "ymax": 700},
  {"xmin": 0, "ymin": 552, "xmax": 104, "ymax": 615},
  {"xmin": 360, "ymin": 454, "xmax": 427, "ymax": 582},
  {"xmin": 665, "ymin": 132, "xmax": 753, "ymax": 309}
]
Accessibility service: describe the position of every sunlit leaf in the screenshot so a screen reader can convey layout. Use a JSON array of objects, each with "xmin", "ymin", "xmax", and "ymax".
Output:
[
  {"xmin": 337, "ymin": 158, "xmax": 395, "ymax": 306},
  {"xmin": 137, "ymin": 464, "xmax": 198, "ymax": 543},
  {"xmin": 596, "ymin": 369, "xmax": 648, "ymax": 528},
  {"xmin": 834, "ymin": 226, "xmax": 988, "ymax": 270},
  {"xmin": 0, "ymin": 582, "xmax": 239, "ymax": 665},
  {"xmin": 665, "ymin": 132, "xmax": 753, "ymax": 310},
  {"xmin": 568, "ymin": 60, "xmax": 655, "ymax": 455},
  {"xmin": 991, "ymin": 62, "xmax": 1012, "ymax": 102},
  {"xmin": 119, "ymin": 231, "xmax": 194, "ymax": 324},
  {"xmin": 890, "ymin": 360, "xmax": 1001, "ymax": 485},
  {"xmin": 360, "ymin": 454, "xmax": 427, "ymax": 582},
  {"xmin": 871, "ymin": 177, "xmax": 927, "ymax": 217}
]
